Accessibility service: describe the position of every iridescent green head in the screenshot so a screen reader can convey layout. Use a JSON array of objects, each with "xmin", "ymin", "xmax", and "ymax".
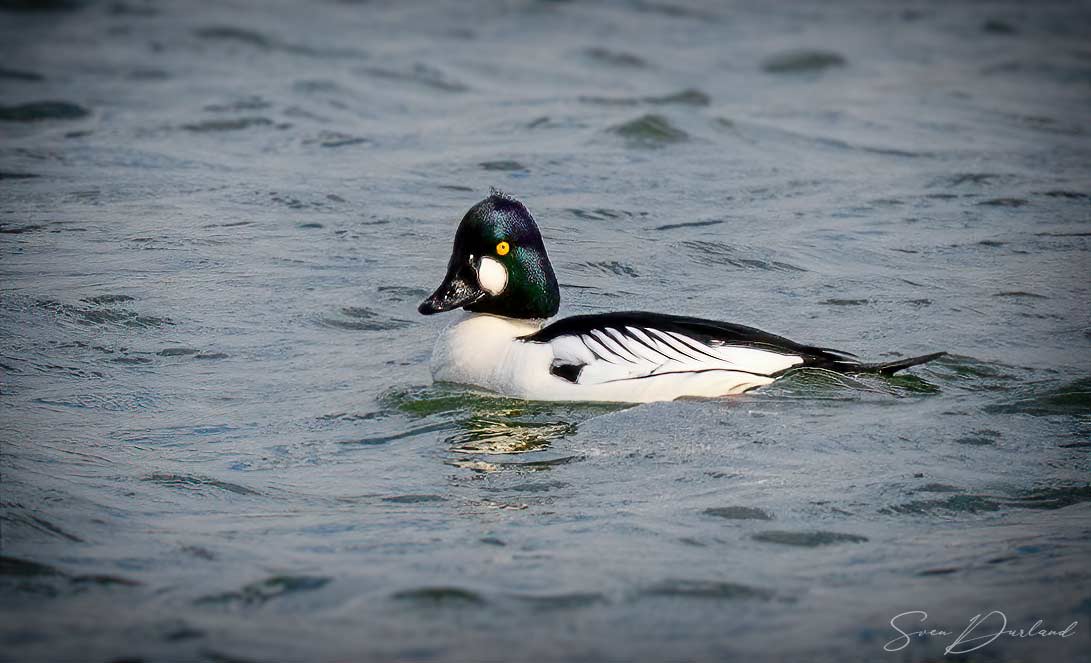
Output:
[{"xmin": 419, "ymin": 190, "xmax": 560, "ymax": 320}]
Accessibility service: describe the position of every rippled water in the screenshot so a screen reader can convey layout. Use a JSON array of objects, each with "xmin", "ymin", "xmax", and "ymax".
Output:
[{"xmin": 2, "ymin": 1, "xmax": 1089, "ymax": 661}]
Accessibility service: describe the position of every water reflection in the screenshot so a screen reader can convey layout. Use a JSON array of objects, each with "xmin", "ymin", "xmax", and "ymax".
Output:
[
  {"xmin": 382, "ymin": 385, "xmax": 625, "ymax": 465},
  {"xmin": 446, "ymin": 417, "xmax": 575, "ymax": 455}
]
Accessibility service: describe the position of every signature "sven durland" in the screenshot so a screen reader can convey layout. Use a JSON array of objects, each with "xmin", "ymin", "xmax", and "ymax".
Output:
[{"xmin": 885, "ymin": 610, "xmax": 1079, "ymax": 654}]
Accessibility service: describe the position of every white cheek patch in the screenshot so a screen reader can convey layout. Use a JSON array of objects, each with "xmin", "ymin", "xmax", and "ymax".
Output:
[{"xmin": 477, "ymin": 256, "xmax": 508, "ymax": 296}]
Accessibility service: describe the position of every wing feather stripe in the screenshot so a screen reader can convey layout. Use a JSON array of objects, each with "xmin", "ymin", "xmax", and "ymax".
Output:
[
  {"xmin": 646, "ymin": 328, "xmax": 703, "ymax": 362},
  {"xmin": 590, "ymin": 329, "xmax": 641, "ymax": 365},
  {"xmin": 579, "ymin": 335, "xmax": 613, "ymax": 364},
  {"xmin": 635, "ymin": 328, "xmax": 691, "ymax": 362},
  {"xmin": 582, "ymin": 333, "xmax": 624, "ymax": 365},
  {"xmin": 665, "ymin": 330, "xmax": 733, "ymax": 363},
  {"xmin": 609, "ymin": 329, "xmax": 672, "ymax": 373},
  {"xmin": 624, "ymin": 327, "xmax": 675, "ymax": 362},
  {"xmin": 645, "ymin": 329, "xmax": 699, "ymax": 363},
  {"xmin": 601, "ymin": 327, "xmax": 644, "ymax": 362}
]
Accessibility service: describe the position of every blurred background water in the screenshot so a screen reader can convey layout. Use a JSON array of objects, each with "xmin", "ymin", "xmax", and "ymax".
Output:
[{"xmin": 1, "ymin": 0, "xmax": 1089, "ymax": 661}]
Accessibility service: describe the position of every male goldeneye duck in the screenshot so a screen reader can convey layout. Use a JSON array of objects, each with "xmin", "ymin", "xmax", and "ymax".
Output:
[{"xmin": 418, "ymin": 190, "xmax": 944, "ymax": 403}]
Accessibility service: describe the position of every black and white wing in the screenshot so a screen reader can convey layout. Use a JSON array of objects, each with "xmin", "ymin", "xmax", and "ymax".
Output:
[{"xmin": 521, "ymin": 311, "xmax": 858, "ymax": 391}]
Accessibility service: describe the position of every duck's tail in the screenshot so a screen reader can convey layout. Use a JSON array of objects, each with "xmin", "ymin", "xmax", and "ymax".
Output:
[
  {"xmin": 797, "ymin": 347, "xmax": 947, "ymax": 377},
  {"xmin": 848, "ymin": 352, "xmax": 946, "ymax": 376}
]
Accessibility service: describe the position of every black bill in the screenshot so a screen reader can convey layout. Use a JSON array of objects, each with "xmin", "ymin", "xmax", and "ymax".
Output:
[{"xmin": 418, "ymin": 263, "xmax": 485, "ymax": 315}]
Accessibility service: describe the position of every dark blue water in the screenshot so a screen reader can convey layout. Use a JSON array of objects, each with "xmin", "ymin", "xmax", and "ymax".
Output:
[{"xmin": 2, "ymin": 1, "xmax": 1089, "ymax": 661}]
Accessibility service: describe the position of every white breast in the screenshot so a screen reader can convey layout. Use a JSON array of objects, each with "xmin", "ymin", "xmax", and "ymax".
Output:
[{"xmin": 430, "ymin": 312, "xmax": 552, "ymax": 396}]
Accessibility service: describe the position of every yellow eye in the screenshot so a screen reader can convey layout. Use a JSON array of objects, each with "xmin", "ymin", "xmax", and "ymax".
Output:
[{"xmin": 496, "ymin": 241, "xmax": 510, "ymax": 256}]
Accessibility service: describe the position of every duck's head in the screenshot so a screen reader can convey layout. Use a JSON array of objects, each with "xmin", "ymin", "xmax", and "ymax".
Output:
[{"xmin": 419, "ymin": 190, "xmax": 560, "ymax": 320}]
